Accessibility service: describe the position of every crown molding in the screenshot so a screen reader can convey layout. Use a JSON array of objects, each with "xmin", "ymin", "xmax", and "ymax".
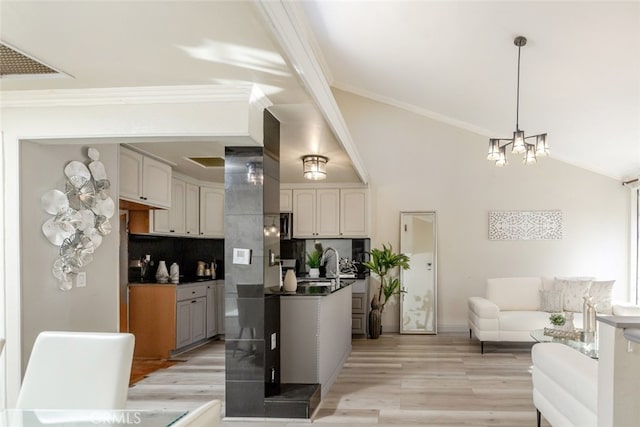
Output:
[{"xmin": 0, "ymin": 84, "xmax": 262, "ymax": 108}]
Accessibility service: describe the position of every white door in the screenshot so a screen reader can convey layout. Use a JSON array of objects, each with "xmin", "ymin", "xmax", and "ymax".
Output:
[
  {"xmin": 142, "ymin": 156, "xmax": 172, "ymax": 208},
  {"xmin": 191, "ymin": 298, "xmax": 207, "ymax": 342},
  {"xmin": 176, "ymin": 300, "xmax": 192, "ymax": 348},
  {"xmin": 206, "ymin": 284, "xmax": 217, "ymax": 338},
  {"xmin": 119, "ymin": 148, "xmax": 143, "ymax": 201},
  {"xmin": 200, "ymin": 187, "xmax": 224, "ymax": 237},
  {"xmin": 400, "ymin": 212, "xmax": 437, "ymax": 334},
  {"xmin": 292, "ymin": 189, "xmax": 315, "ymax": 237},
  {"xmin": 316, "ymin": 189, "xmax": 340, "ymax": 237},
  {"xmin": 185, "ymin": 183, "xmax": 200, "ymax": 236}
]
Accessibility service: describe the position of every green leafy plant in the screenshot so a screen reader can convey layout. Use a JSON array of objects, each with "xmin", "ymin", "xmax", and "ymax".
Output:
[
  {"xmin": 549, "ymin": 313, "xmax": 566, "ymax": 326},
  {"xmin": 306, "ymin": 250, "xmax": 321, "ymax": 268},
  {"xmin": 362, "ymin": 244, "xmax": 410, "ymax": 313}
]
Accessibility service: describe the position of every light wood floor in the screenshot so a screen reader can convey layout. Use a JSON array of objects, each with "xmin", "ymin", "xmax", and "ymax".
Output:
[{"xmin": 126, "ymin": 333, "xmax": 550, "ymax": 426}]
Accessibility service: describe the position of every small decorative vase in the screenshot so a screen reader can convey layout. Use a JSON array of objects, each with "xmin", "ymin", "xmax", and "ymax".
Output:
[
  {"xmin": 369, "ymin": 295, "xmax": 382, "ymax": 339},
  {"xmin": 563, "ymin": 312, "xmax": 575, "ymax": 332},
  {"xmin": 169, "ymin": 262, "xmax": 179, "ymax": 284},
  {"xmin": 156, "ymin": 260, "xmax": 169, "ymax": 284},
  {"xmin": 284, "ymin": 269, "xmax": 297, "ymax": 292},
  {"xmin": 309, "ymin": 268, "xmax": 320, "ymax": 278}
]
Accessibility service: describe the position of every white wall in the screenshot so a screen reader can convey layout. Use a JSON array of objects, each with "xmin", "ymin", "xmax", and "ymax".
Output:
[
  {"xmin": 19, "ymin": 142, "xmax": 120, "ymax": 370},
  {"xmin": 334, "ymin": 89, "xmax": 630, "ymax": 332}
]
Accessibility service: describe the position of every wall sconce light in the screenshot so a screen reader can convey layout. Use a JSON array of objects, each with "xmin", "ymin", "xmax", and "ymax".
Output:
[{"xmin": 302, "ymin": 155, "xmax": 328, "ymax": 180}]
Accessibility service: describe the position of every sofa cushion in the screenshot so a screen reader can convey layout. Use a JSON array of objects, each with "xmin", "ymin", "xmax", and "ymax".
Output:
[
  {"xmin": 555, "ymin": 278, "xmax": 592, "ymax": 312},
  {"xmin": 589, "ymin": 280, "xmax": 614, "ymax": 314},
  {"xmin": 486, "ymin": 277, "xmax": 541, "ymax": 311},
  {"xmin": 540, "ymin": 289, "xmax": 564, "ymax": 312}
]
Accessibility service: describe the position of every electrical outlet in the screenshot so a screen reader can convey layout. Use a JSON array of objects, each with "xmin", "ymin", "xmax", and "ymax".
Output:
[
  {"xmin": 271, "ymin": 332, "xmax": 277, "ymax": 350},
  {"xmin": 76, "ymin": 272, "xmax": 86, "ymax": 287}
]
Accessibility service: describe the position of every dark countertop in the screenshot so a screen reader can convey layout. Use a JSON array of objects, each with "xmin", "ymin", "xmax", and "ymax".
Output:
[
  {"xmin": 128, "ymin": 278, "xmax": 221, "ymax": 286},
  {"xmin": 266, "ymin": 279, "xmax": 355, "ymax": 296}
]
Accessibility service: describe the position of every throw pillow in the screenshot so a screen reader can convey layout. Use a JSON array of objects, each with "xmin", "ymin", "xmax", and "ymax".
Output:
[
  {"xmin": 540, "ymin": 289, "xmax": 564, "ymax": 312},
  {"xmin": 589, "ymin": 280, "xmax": 615, "ymax": 314},
  {"xmin": 554, "ymin": 278, "xmax": 592, "ymax": 312}
]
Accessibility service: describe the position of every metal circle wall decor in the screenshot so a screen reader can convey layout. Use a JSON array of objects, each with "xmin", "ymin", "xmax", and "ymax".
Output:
[{"xmin": 41, "ymin": 147, "xmax": 114, "ymax": 290}]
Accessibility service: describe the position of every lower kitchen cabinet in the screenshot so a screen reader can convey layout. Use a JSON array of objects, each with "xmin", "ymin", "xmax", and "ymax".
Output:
[
  {"xmin": 351, "ymin": 279, "xmax": 370, "ymax": 337},
  {"xmin": 129, "ymin": 280, "xmax": 221, "ymax": 358},
  {"xmin": 176, "ymin": 295, "xmax": 206, "ymax": 349}
]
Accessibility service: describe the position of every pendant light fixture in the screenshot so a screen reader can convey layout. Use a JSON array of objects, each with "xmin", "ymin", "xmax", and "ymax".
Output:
[
  {"xmin": 487, "ymin": 36, "xmax": 548, "ymax": 167},
  {"xmin": 302, "ymin": 155, "xmax": 328, "ymax": 180}
]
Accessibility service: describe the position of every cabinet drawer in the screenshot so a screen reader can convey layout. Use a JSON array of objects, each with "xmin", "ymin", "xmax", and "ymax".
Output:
[
  {"xmin": 352, "ymin": 293, "xmax": 366, "ymax": 314},
  {"xmin": 352, "ymin": 314, "xmax": 366, "ymax": 334},
  {"xmin": 177, "ymin": 285, "xmax": 206, "ymax": 301}
]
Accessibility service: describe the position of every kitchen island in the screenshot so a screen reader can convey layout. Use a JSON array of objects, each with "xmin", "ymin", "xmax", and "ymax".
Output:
[{"xmin": 268, "ymin": 280, "xmax": 353, "ymax": 399}]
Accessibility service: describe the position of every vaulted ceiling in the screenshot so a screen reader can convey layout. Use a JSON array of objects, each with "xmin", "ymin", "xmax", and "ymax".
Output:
[{"xmin": 1, "ymin": 1, "xmax": 638, "ymax": 182}]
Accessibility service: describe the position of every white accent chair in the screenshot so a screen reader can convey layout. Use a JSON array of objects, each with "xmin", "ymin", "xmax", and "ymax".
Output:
[
  {"xmin": 531, "ymin": 342, "xmax": 598, "ymax": 427},
  {"xmin": 16, "ymin": 331, "xmax": 135, "ymax": 409},
  {"xmin": 172, "ymin": 400, "xmax": 222, "ymax": 427}
]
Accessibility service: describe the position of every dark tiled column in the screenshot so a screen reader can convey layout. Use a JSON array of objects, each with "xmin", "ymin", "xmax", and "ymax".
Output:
[{"xmin": 224, "ymin": 110, "xmax": 280, "ymax": 417}]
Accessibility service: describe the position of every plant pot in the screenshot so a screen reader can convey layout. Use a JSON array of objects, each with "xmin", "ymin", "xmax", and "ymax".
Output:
[
  {"xmin": 369, "ymin": 308, "xmax": 381, "ymax": 339},
  {"xmin": 309, "ymin": 268, "xmax": 320, "ymax": 278}
]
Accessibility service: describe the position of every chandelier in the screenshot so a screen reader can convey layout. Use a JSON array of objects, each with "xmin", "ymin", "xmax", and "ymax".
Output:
[
  {"xmin": 302, "ymin": 155, "xmax": 328, "ymax": 180},
  {"xmin": 487, "ymin": 36, "xmax": 549, "ymax": 167}
]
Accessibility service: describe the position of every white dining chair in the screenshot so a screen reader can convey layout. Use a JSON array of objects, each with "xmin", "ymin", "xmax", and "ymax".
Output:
[
  {"xmin": 172, "ymin": 400, "xmax": 222, "ymax": 427},
  {"xmin": 16, "ymin": 331, "xmax": 135, "ymax": 409}
]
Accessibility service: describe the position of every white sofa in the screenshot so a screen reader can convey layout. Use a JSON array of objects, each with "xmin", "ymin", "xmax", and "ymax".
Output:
[
  {"xmin": 531, "ymin": 342, "xmax": 597, "ymax": 427},
  {"xmin": 468, "ymin": 277, "xmax": 638, "ymax": 353}
]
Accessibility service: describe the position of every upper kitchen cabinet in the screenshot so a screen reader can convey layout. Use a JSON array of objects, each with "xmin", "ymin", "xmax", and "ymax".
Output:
[
  {"xmin": 200, "ymin": 185, "xmax": 225, "ymax": 238},
  {"xmin": 119, "ymin": 147, "xmax": 172, "ymax": 209},
  {"xmin": 289, "ymin": 186, "xmax": 369, "ymax": 238},
  {"xmin": 293, "ymin": 188, "xmax": 340, "ymax": 237},
  {"xmin": 153, "ymin": 178, "xmax": 187, "ymax": 235},
  {"xmin": 280, "ymin": 189, "xmax": 293, "ymax": 212},
  {"xmin": 340, "ymin": 188, "xmax": 370, "ymax": 237},
  {"xmin": 185, "ymin": 183, "xmax": 200, "ymax": 236}
]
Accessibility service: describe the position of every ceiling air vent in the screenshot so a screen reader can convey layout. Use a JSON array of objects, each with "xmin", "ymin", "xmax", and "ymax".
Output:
[
  {"xmin": 0, "ymin": 42, "xmax": 62, "ymax": 77},
  {"xmin": 187, "ymin": 157, "xmax": 225, "ymax": 168}
]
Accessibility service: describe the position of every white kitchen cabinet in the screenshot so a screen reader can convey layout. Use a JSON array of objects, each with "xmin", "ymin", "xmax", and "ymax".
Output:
[
  {"xmin": 292, "ymin": 189, "xmax": 339, "ymax": 237},
  {"xmin": 200, "ymin": 186, "xmax": 224, "ymax": 237},
  {"xmin": 175, "ymin": 284, "xmax": 207, "ymax": 349},
  {"xmin": 185, "ymin": 183, "xmax": 200, "ymax": 236},
  {"xmin": 154, "ymin": 178, "xmax": 186, "ymax": 234},
  {"xmin": 206, "ymin": 282, "xmax": 217, "ymax": 338},
  {"xmin": 340, "ymin": 188, "xmax": 369, "ymax": 237},
  {"xmin": 119, "ymin": 147, "xmax": 172, "ymax": 209},
  {"xmin": 280, "ymin": 189, "xmax": 293, "ymax": 212}
]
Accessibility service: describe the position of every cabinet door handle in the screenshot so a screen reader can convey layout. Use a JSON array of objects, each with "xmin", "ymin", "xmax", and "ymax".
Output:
[
  {"xmin": 170, "ymin": 230, "xmax": 175, "ymax": 233},
  {"xmin": 192, "ymin": 300, "xmax": 197, "ymax": 303}
]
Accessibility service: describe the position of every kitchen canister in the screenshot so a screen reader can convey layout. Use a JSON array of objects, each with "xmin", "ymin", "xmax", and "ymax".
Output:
[
  {"xmin": 156, "ymin": 261, "xmax": 169, "ymax": 284},
  {"xmin": 283, "ymin": 269, "xmax": 297, "ymax": 292},
  {"xmin": 170, "ymin": 262, "xmax": 179, "ymax": 284}
]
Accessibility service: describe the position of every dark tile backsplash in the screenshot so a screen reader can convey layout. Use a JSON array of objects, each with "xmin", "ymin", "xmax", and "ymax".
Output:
[{"xmin": 128, "ymin": 234, "xmax": 224, "ymax": 283}]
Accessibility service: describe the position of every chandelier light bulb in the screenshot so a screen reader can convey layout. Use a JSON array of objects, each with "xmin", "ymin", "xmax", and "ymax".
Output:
[
  {"xmin": 535, "ymin": 134, "xmax": 549, "ymax": 157},
  {"xmin": 487, "ymin": 139, "xmax": 501, "ymax": 161},
  {"xmin": 512, "ymin": 130, "xmax": 526, "ymax": 154}
]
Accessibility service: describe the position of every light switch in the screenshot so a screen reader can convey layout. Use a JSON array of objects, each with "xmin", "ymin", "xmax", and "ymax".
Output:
[
  {"xmin": 76, "ymin": 272, "xmax": 87, "ymax": 288},
  {"xmin": 271, "ymin": 332, "xmax": 277, "ymax": 350},
  {"xmin": 233, "ymin": 248, "xmax": 252, "ymax": 265}
]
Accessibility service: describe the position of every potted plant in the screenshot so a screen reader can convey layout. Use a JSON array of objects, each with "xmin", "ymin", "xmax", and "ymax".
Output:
[
  {"xmin": 362, "ymin": 244, "xmax": 410, "ymax": 338},
  {"xmin": 549, "ymin": 313, "xmax": 566, "ymax": 328},
  {"xmin": 306, "ymin": 249, "xmax": 321, "ymax": 278}
]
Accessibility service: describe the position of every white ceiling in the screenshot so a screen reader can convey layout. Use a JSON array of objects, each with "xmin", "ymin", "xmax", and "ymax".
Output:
[{"xmin": 1, "ymin": 1, "xmax": 638, "ymax": 182}]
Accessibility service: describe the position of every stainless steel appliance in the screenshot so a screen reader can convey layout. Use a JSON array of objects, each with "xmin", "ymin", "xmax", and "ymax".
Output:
[{"xmin": 280, "ymin": 212, "xmax": 292, "ymax": 240}]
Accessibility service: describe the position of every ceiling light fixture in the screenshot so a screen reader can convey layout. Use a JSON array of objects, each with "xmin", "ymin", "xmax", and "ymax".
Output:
[
  {"xmin": 302, "ymin": 155, "xmax": 328, "ymax": 180},
  {"xmin": 487, "ymin": 36, "xmax": 548, "ymax": 167}
]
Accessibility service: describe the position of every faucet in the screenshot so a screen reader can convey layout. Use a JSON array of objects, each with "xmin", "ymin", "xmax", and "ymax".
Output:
[{"xmin": 321, "ymin": 247, "xmax": 340, "ymax": 288}]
